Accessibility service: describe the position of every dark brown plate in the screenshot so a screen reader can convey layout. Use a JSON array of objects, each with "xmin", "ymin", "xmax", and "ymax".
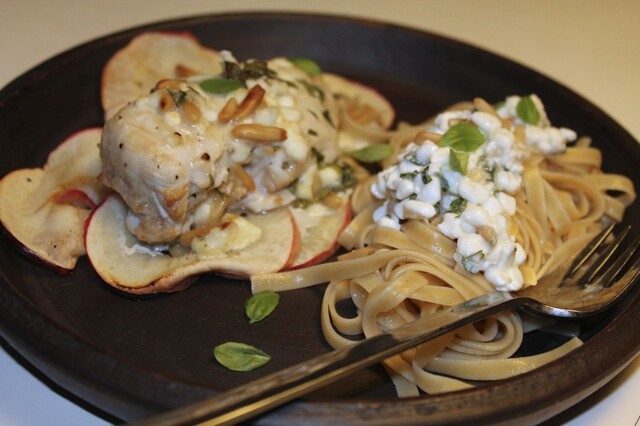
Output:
[{"xmin": 0, "ymin": 12, "xmax": 638, "ymax": 425}]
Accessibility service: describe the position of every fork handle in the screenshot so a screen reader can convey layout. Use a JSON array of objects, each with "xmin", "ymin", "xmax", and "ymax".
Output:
[{"xmin": 132, "ymin": 291, "xmax": 524, "ymax": 426}]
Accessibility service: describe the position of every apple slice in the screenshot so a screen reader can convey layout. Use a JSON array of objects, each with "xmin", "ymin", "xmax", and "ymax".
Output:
[
  {"xmin": 0, "ymin": 128, "xmax": 106, "ymax": 272},
  {"xmin": 101, "ymin": 31, "xmax": 222, "ymax": 119},
  {"xmin": 287, "ymin": 196, "xmax": 351, "ymax": 270},
  {"xmin": 321, "ymin": 73, "xmax": 396, "ymax": 130},
  {"xmin": 85, "ymin": 195, "xmax": 297, "ymax": 294}
]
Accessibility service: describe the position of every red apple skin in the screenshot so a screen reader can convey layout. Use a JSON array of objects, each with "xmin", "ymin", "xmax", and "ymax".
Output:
[
  {"xmin": 286, "ymin": 199, "xmax": 352, "ymax": 271},
  {"xmin": 53, "ymin": 189, "xmax": 98, "ymax": 210}
]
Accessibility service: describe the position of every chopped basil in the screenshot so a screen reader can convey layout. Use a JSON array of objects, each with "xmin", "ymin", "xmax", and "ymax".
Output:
[
  {"xmin": 169, "ymin": 90, "xmax": 186, "ymax": 107},
  {"xmin": 449, "ymin": 150, "xmax": 470, "ymax": 174},
  {"xmin": 403, "ymin": 152, "xmax": 424, "ymax": 165},
  {"xmin": 438, "ymin": 175, "xmax": 449, "ymax": 192},
  {"xmin": 308, "ymin": 129, "xmax": 318, "ymax": 137},
  {"xmin": 289, "ymin": 57, "xmax": 323, "ymax": 76},
  {"xmin": 224, "ymin": 60, "xmax": 276, "ymax": 81},
  {"xmin": 400, "ymin": 172, "xmax": 417, "ymax": 180},
  {"xmin": 213, "ymin": 342, "xmax": 270, "ymax": 371},
  {"xmin": 199, "ymin": 78, "xmax": 244, "ymax": 94},
  {"xmin": 311, "ymin": 147, "xmax": 325, "ymax": 163},
  {"xmin": 516, "ymin": 95, "xmax": 541, "ymax": 125},
  {"xmin": 438, "ymin": 122, "xmax": 485, "ymax": 153},
  {"xmin": 447, "ymin": 197, "xmax": 467, "ymax": 215},
  {"xmin": 245, "ymin": 290, "xmax": 279, "ymax": 324},
  {"xmin": 339, "ymin": 163, "xmax": 357, "ymax": 189},
  {"xmin": 462, "ymin": 250, "xmax": 485, "ymax": 273},
  {"xmin": 322, "ymin": 110, "xmax": 335, "ymax": 127},
  {"xmin": 421, "ymin": 169, "xmax": 432, "ymax": 184},
  {"xmin": 347, "ymin": 144, "xmax": 394, "ymax": 163},
  {"xmin": 298, "ymin": 80, "xmax": 325, "ymax": 102}
]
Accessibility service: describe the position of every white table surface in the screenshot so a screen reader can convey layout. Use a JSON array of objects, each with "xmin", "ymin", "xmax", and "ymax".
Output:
[{"xmin": 1, "ymin": 1, "xmax": 639, "ymax": 425}]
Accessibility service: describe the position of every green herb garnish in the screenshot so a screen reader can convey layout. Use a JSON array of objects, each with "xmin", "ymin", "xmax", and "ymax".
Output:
[
  {"xmin": 438, "ymin": 122, "xmax": 485, "ymax": 153},
  {"xmin": 299, "ymin": 80, "xmax": 325, "ymax": 102},
  {"xmin": 289, "ymin": 57, "xmax": 322, "ymax": 76},
  {"xmin": 199, "ymin": 78, "xmax": 244, "ymax": 94},
  {"xmin": 447, "ymin": 197, "xmax": 467, "ymax": 215},
  {"xmin": 245, "ymin": 290, "xmax": 279, "ymax": 324},
  {"xmin": 516, "ymin": 95, "xmax": 540, "ymax": 125},
  {"xmin": 461, "ymin": 250, "xmax": 485, "ymax": 273},
  {"xmin": 213, "ymin": 342, "xmax": 270, "ymax": 372},
  {"xmin": 322, "ymin": 109, "xmax": 335, "ymax": 127},
  {"xmin": 449, "ymin": 150, "xmax": 470, "ymax": 174},
  {"xmin": 438, "ymin": 175, "xmax": 449, "ymax": 192},
  {"xmin": 169, "ymin": 90, "xmax": 186, "ymax": 107},
  {"xmin": 400, "ymin": 172, "xmax": 417, "ymax": 180},
  {"xmin": 339, "ymin": 162, "xmax": 357, "ymax": 189},
  {"xmin": 347, "ymin": 144, "xmax": 394, "ymax": 163},
  {"xmin": 421, "ymin": 169, "xmax": 433, "ymax": 184}
]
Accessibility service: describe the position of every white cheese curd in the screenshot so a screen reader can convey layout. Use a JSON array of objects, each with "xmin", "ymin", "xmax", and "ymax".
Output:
[
  {"xmin": 497, "ymin": 94, "xmax": 576, "ymax": 154},
  {"xmin": 371, "ymin": 94, "xmax": 575, "ymax": 291}
]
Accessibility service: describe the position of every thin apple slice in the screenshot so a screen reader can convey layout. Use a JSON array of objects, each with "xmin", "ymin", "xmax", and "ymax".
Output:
[
  {"xmin": 0, "ymin": 128, "xmax": 106, "ymax": 272},
  {"xmin": 85, "ymin": 195, "xmax": 297, "ymax": 294},
  {"xmin": 321, "ymin": 73, "xmax": 396, "ymax": 130},
  {"xmin": 101, "ymin": 31, "xmax": 222, "ymax": 119},
  {"xmin": 287, "ymin": 195, "xmax": 351, "ymax": 270}
]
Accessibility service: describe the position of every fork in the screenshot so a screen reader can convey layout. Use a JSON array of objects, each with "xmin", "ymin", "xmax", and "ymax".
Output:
[{"xmin": 131, "ymin": 224, "xmax": 640, "ymax": 426}]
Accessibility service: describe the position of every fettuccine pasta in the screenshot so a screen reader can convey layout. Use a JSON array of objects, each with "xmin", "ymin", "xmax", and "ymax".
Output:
[{"xmin": 252, "ymin": 95, "xmax": 635, "ymax": 396}]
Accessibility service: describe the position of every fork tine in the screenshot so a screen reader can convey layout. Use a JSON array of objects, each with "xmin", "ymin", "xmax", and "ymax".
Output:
[
  {"xmin": 595, "ymin": 232, "xmax": 640, "ymax": 288},
  {"xmin": 567, "ymin": 223, "xmax": 615, "ymax": 277},
  {"xmin": 575, "ymin": 225, "xmax": 632, "ymax": 286}
]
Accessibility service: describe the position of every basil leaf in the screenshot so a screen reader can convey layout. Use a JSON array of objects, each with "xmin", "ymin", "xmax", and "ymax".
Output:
[
  {"xmin": 289, "ymin": 57, "xmax": 322, "ymax": 76},
  {"xmin": 438, "ymin": 122, "xmax": 485, "ymax": 152},
  {"xmin": 200, "ymin": 78, "xmax": 244, "ymax": 94},
  {"xmin": 245, "ymin": 290, "xmax": 279, "ymax": 324},
  {"xmin": 516, "ymin": 95, "xmax": 540, "ymax": 125},
  {"xmin": 213, "ymin": 342, "xmax": 270, "ymax": 371},
  {"xmin": 347, "ymin": 144, "xmax": 394, "ymax": 163},
  {"xmin": 449, "ymin": 150, "xmax": 469, "ymax": 174}
]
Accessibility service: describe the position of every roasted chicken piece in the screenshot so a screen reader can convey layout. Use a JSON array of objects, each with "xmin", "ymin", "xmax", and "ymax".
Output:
[{"xmin": 99, "ymin": 54, "xmax": 340, "ymax": 244}]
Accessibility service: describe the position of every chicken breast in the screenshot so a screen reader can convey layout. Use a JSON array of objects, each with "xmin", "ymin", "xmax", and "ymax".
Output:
[{"xmin": 99, "ymin": 53, "xmax": 341, "ymax": 244}]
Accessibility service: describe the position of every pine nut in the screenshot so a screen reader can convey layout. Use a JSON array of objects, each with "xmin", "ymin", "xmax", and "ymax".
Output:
[
  {"xmin": 218, "ymin": 98, "xmax": 238, "ymax": 123},
  {"xmin": 231, "ymin": 124, "xmax": 287, "ymax": 142},
  {"xmin": 233, "ymin": 85, "xmax": 266, "ymax": 121},
  {"xmin": 181, "ymin": 100, "xmax": 201, "ymax": 123}
]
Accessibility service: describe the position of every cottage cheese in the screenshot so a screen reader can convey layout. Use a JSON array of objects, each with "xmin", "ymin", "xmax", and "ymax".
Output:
[{"xmin": 371, "ymin": 95, "xmax": 577, "ymax": 291}]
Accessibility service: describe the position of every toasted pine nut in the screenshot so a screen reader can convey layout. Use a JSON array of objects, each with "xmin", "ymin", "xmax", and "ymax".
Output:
[
  {"xmin": 231, "ymin": 124, "xmax": 287, "ymax": 142},
  {"xmin": 178, "ymin": 223, "xmax": 216, "ymax": 247},
  {"xmin": 232, "ymin": 164, "xmax": 256, "ymax": 192},
  {"xmin": 181, "ymin": 100, "xmax": 201, "ymax": 123},
  {"xmin": 478, "ymin": 225, "xmax": 496, "ymax": 243},
  {"xmin": 218, "ymin": 98, "xmax": 238, "ymax": 124},
  {"xmin": 413, "ymin": 131, "xmax": 441, "ymax": 144},
  {"xmin": 473, "ymin": 97, "xmax": 499, "ymax": 117},
  {"xmin": 514, "ymin": 126, "xmax": 526, "ymax": 146},
  {"xmin": 233, "ymin": 85, "xmax": 266, "ymax": 121},
  {"xmin": 322, "ymin": 192, "xmax": 343, "ymax": 209}
]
